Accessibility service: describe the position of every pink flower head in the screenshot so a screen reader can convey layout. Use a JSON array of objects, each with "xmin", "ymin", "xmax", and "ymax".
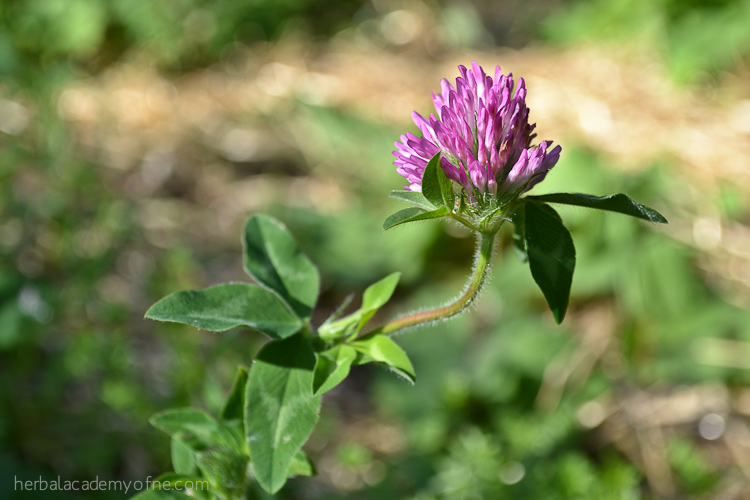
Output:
[{"xmin": 393, "ymin": 62, "xmax": 561, "ymax": 201}]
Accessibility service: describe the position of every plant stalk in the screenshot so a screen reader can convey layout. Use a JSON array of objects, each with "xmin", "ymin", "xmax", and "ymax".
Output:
[{"xmin": 367, "ymin": 230, "xmax": 497, "ymax": 337}]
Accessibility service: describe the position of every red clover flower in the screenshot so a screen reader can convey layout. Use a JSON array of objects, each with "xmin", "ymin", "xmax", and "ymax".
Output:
[{"xmin": 393, "ymin": 62, "xmax": 561, "ymax": 205}]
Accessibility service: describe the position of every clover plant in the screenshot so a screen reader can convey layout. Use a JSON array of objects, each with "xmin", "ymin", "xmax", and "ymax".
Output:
[{"xmin": 135, "ymin": 62, "xmax": 666, "ymax": 499}]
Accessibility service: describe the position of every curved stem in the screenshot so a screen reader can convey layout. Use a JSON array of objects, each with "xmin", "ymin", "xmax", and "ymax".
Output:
[{"xmin": 366, "ymin": 230, "xmax": 497, "ymax": 337}]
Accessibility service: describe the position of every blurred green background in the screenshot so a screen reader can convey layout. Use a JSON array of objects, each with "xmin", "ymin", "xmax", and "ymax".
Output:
[{"xmin": 2, "ymin": 0, "xmax": 750, "ymax": 498}]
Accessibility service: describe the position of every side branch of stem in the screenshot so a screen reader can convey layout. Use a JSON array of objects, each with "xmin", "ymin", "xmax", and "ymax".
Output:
[{"xmin": 368, "ymin": 230, "xmax": 497, "ymax": 337}]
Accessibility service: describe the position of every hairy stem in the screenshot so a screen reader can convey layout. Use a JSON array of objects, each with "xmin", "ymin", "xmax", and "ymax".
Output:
[
  {"xmin": 367, "ymin": 230, "xmax": 497, "ymax": 337},
  {"xmin": 450, "ymin": 213, "xmax": 481, "ymax": 232}
]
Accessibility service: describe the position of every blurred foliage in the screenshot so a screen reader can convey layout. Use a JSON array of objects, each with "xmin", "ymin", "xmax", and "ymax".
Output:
[
  {"xmin": 541, "ymin": 0, "xmax": 750, "ymax": 84},
  {"xmin": 0, "ymin": 0, "xmax": 367, "ymax": 78},
  {"xmin": 2, "ymin": 0, "xmax": 750, "ymax": 498}
]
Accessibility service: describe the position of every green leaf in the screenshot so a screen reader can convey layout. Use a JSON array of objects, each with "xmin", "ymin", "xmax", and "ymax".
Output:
[
  {"xmin": 289, "ymin": 450, "xmax": 317, "ymax": 477},
  {"xmin": 318, "ymin": 273, "xmax": 401, "ymax": 342},
  {"xmin": 152, "ymin": 473, "xmax": 211, "ymax": 500},
  {"xmin": 523, "ymin": 201, "xmax": 576, "ymax": 324},
  {"xmin": 195, "ymin": 445, "xmax": 247, "ymax": 493},
  {"xmin": 351, "ymin": 335, "xmax": 415, "ymax": 384},
  {"xmin": 150, "ymin": 408, "xmax": 241, "ymax": 452},
  {"xmin": 243, "ymin": 214, "xmax": 320, "ymax": 320},
  {"xmin": 526, "ymin": 192, "xmax": 668, "ymax": 223},
  {"xmin": 171, "ymin": 439, "xmax": 198, "ymax": 476},
  {"xmin": 361, "ymin": 272, "xmax": 401, "ymax": 316},
  {"xmin": 220, "ymin": 368, "xmax": 249, "ymax": 449},
  {"xmin": 511, "ymin": 204, "xmax": 528, "ymax": 263},
  {"xmin": 245, "ymin": 333, "xmax": 321, "ymax": 494},
  {"xmin": 383, "ymin": 205, "xmax": 450, "ymax": 230},
  {"xmin": 312, "ymin": 344, "xmax": 358, "ymax": 396},
  {"xmin": 389, "ymin": 190, "xmax": 436, "ymax": 209},
  {"xmin": 357, "ymin": 272, "xmax": 401, "ymax": 332},
  {"xmin": 421, "ymin": 153, "xmax": 455, "ymax": 208},
  {"xmin": 145, "ymin": 284, "xmax": 302, "ymax": 340},
  {"xmin": 130, "ymin": 489, "xmax": 193, "ymax": 500},
  {"xmin": 220, "ymin": 366, "xmax": 248, "ymax": 423}
]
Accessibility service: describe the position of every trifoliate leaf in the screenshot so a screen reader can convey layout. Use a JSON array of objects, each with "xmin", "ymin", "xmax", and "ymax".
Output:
[
  {"xmin": 526, "ymin": 192, "xmax": 667, "ymax": 223},
  {"xmin": 421, "ymin": 153, "xmax": 455, "ymax": 209},
  {"xmin": 351, "ymin": 335, "xmax": 415, "ymax": 383},
  {"xmin": 389, "ymin": 190, "xmax": 436, "ymax": 209},
  {"xmin": 383, "ymin": 206, "xmax": 450, "ymax": 230},
  {"xmin": 245, "ymin": 333, "xmax": 321, "ymax": 494},
  {"xmin": 522, "ymin": 201, "xmax": 576, "ymax": 324},
  {"xmin": 145, "ymin": 283, "xmax": 302, "ymax": 340},
  {"xmin": 243, "ymin": 215, "xmax": 320, "ymax": 320},
  {"xmin": 312, "ymin": 345, "xmax": 357, "ymax": 396}
]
